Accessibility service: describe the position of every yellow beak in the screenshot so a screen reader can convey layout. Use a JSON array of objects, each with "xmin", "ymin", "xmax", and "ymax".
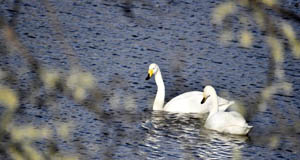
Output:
[{"xmin": 145, "ymin": 69, "xmax": 153, "ymax": 80}]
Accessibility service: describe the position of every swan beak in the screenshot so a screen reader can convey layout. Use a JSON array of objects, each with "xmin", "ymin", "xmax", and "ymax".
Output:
[
  {"xmin": 201, "ymin": 94, "xmax": 207, "ymax": 104},
  {"xmin": 145, "ymin": 69, "xmax": 153, "ymax": 80}
]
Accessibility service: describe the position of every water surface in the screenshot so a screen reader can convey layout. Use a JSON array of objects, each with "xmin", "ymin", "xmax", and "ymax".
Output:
[{"xmin": 0, "ymin": 0, "xmax": 300, "ymax": 159}]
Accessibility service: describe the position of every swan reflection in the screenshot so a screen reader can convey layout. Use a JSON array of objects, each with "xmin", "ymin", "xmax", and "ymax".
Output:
[{"xmin": 141, "ymin": 112, "xmax": 249, "ymax": 159}]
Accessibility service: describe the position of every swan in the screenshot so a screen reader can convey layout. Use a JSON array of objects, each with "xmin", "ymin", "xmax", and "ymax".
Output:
[
  {"xmin": 145, "ymin": 63, "xmax": 234, "ymax": 113},
  {"xmin": 202, "ymin": 85, "xmax": 252, "ymax": 135}
]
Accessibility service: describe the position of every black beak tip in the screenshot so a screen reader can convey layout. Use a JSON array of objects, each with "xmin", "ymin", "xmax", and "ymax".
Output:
[
  {"xmin": 201, "ymin": 98, "xmax": 205, "ymax": 104},
  {"xmin": 145, "ymin": 74, "xmax": 151, "ymax": 80}
]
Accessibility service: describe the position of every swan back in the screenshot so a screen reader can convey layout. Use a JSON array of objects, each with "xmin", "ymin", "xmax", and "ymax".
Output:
[
  {"xmin": 164, "ymin": 91, "xmax": 234, "ymax": 113},
  {"xmin": 164, "ymin": 91, "xmax": 208, "ymax": 113}
]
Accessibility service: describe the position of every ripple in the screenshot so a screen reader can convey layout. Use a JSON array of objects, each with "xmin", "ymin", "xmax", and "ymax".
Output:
[{"xmin": 0, "ymin": 0, "xmax": 299, "ymax": 159}]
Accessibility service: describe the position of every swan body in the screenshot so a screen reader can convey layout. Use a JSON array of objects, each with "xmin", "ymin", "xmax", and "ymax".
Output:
[
  {"xmin": 202, "ymin": 85, "xmax": 252, "ymax": 135},
  {"xmin": 145, "ymin": 63, "xmax": 234, "ymax": 113},
  {"xmin": 164, "ymin": 91, "xmax": 234, "ymax": 113}
]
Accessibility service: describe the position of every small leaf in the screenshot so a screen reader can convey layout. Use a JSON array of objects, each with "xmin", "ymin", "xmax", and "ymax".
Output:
[
  {"xmin": 282, "ymin": 23, "xmax": 300, "ymax": 58},
  {"xmin": 282, "ymin": 23, "xmax": 295, "ymax": 40},
  {"xmin": 292, "ymin": 41, "xmax": 300, "ymax": 58},
  {"xmin": 9, "ymin": 146, "xmax": 25, "ymax": 160},
  {"xmin": 11, "ymin": 126, "xmax": 51, "ymax": 141},
  {"xmin": 56, "ymin": 123, "xmax": 73, "ymax": 139},
  {"xmin": 261, "ymin": 0, "xmax": 277, "ymax": 6},
  {"xmin": 254, "ymin": 11, "xmax": 265, "ymax": 29},
  {"xmin": 212, "ymin": 2, "xmax": 237, "ymax": 25},
  {"xmin": 240, "ymin": 30, "xmax": 253, "ymax": 48},
  {"xmin": 67, "ymin": 71, "xmax": 95, "ymax": 90},
  {"xmin": 0, "ymin": 85, "xmax": 18, "ymax": 110},
  {"xmin": 41, "ymin": 69, "xmax": 60, "ymax": 90},
  {"xmin": 23, "ymin": 145, "xmax": 44, "ymax": 160},
  {"xmin": 74, "ymin": 87, "xmax": 86, "ymax": 101},
  {"xmin": 267, "ymin": 36, "xmax": 283, "ymax": 63},
  {"xmin": 67, "ymin": 70, "xmax": 96, "ymax": 101}
]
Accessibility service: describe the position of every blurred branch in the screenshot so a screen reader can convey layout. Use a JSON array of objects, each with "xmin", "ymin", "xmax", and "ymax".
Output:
[
  {"xmin": 213, "ymin": 0, "xmax": 299, "ymax": 118},
  {"xmin": 8, "ymin": 0, "xmax": 21, "ymax": 27},
  {"xmin": 41, "ymin": 0, "xmax": 79, "ymax": 67},
  {"xmin": 254, "ymin": 1, "xmax": 300, "ymax": 23},
  {"xmin": 0, "ymin": 1, "xmax": 109, "ymax": 159},
  {"xmin": 213, "ymin": 0, "xmax": 300, "ymax": 150}
]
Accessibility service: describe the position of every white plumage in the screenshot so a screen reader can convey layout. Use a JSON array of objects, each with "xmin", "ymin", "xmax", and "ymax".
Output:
[
  {"xmin": 202, "ymin": 85, "xmax": 252, "ymax": 135},
  {"xmin": 146, "ymin": 63, "xmax": 234, "ymax": 113}
]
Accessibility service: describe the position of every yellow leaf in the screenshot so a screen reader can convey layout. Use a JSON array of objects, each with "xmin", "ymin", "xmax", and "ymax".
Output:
[
  {"xmin": 261, "ymin": 0, "xmax": 277, "ymax": 6},
  {"xmin": 56, "ymin": 123, "xmax": 73, "ymax": 139},
  {"xmin": 267, "ymin": 37, "xmax": 283, "ymax": 63},
  {"xmin": 240, "ymin": 31, "xmax": 253, "ymax": 48},
  {"xmin": 254, "ymin": 10, "xmax": 265, "ymax": 29},
  {"xmin": 282, "ymin": 23, "xmax": 300, "ymax": 58},
  {"xmin": 282, "ymin": 23, "xmax": 295, "ymax": 40},
  {"xmin": 292, "ymin": 41, "xmax": 300, "ymax": 58},
  {"xmin": 74, "ymin": 87, "xmax": 86, "ymax": 101},
  {"xmin": 0, "ymin": 86, "xmax": 18, "ymax": 110},
  {"xmin": 9, "ymin": 146, "xmax": 25, "ymax": 160},
  {"xmin": 41, "ymin": 70, "xmax": 60, "ymax": 90},
  {"xmin": 23, "ymin": 145, "xmax": 44, "ymax": 160},
  {"xmin": 67, "ymin": 70, "xmax": 96, "ymax": 101},
  {"xmin": 212, "ymin": 2, "xmax": 237, "ymax": 25},
  {"xmin": 67, "ymin": 71, "xmax": 95, "ymax": 90},
  {"xmin": 238, "ymin": 0, "xmax": 249, "ymax": 6},
  {"xmin": 11, "ymin": 126, "xmax": 51, "ymax": 141}
]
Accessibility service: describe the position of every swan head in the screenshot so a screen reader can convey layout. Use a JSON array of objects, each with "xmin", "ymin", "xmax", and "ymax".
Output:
[
  {"xmin": 145, "ymin": 63, "xmax": 159, "ymax": 80},
  {"xmin": 201, "ymin": 85, "xmax": 216, "ymax": 104}
]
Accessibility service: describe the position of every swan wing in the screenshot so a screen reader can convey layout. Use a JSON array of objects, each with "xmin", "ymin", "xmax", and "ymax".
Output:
[
  {"xmin": 164, "ymin": 91, "xmax": 207, "ymax": 113},
  {"xmin": 217, "ymin": 96, "xmax": 235, "ymax": 111},
  {"xmin": 167, "ymin": 91, "xmax": 203, "ymax": 102},
  {"xmin": 164, "ymin": 91, "xmax": 233, "ymax": 113}
]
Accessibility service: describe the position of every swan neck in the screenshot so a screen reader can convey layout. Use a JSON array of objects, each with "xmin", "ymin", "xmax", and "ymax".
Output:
[
  {"xmin": 208, "ymin": 92, "xmax": 219, "ymax": 119},
  {"xmin": 153, "ymin": 69, "xmax": 165, "ymax": 110}
]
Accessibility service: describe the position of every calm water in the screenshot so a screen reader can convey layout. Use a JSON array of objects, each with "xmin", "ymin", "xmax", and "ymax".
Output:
[{"xmin": 0, "ymin": 0, "xmax": 300, "ymax": 159}]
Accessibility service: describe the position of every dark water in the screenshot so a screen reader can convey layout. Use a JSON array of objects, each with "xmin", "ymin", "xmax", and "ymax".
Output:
[{"xmin": 0, "ymin": 0, "xmax": 300, "ymax": 159}]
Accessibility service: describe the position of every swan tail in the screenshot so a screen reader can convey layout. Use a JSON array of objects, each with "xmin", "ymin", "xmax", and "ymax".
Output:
[
  {"xmin": 244, "ymin": 125, "xmax": 253, "ymax": 134},
  {"xmin": 218, "ymin": 100, "xmax": 235, "ymax": 111},
  {"xmin": 228, "ymin": 100, "xmax": 235, "ymax": 106}
]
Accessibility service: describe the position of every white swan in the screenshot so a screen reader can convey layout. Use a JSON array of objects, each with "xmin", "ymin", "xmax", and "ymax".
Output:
[
  {"xmin": 202, "ymin": 85, "xmax": 252, "ymax": 135},
  {"xmin": 145, "ymin": 63, "xmax": 234, "ymax": 113}
]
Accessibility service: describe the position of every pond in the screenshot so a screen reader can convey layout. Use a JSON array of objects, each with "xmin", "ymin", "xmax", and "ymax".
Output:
[{"xmin": 0, "ymin": 0, "xmax": 299, "ymax": 159}]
